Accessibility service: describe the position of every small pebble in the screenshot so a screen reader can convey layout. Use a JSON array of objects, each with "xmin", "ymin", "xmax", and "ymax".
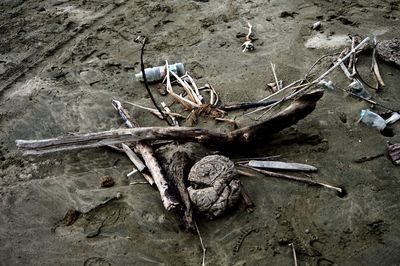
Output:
[
  {"xmin": 312, "ymin": 21, "xmax": 322, "ymax": 30},
  {"xmin": 100, "ymin": 175, "xmax": 115, "ymax": 188}
]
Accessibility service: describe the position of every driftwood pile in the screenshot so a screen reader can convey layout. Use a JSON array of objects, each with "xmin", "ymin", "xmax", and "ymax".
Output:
[{"xmin": 16, "ymin": 36, "xmax": 379, "ymax": 231}]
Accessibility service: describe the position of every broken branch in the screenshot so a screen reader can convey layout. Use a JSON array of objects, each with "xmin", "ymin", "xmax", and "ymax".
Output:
[{"xmin": 16, "ymin": 90, "xmax": 324, "ymax": 155}]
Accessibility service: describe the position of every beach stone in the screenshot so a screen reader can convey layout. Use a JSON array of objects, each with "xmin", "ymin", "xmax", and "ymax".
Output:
[{"xmin": 376, "ymin": 39, "xmax": 400, "ymax": 67}]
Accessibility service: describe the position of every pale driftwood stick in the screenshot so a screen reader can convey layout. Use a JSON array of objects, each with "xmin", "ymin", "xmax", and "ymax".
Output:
[
  {"xmin": 113, "ymin": 100, "xmax": 154, "ymax": 185},
  {"xmin": 113, "ymin": 100, "xmax": 180, "ymax": 211},
  {"xmin": 161, "ymin": 102, "xmax": 179, "ymax": 127},
  {"xmin": 259, "ymin": 39, "xmax": 370, "ymax": 118},
  {"xmin": 348, "ymin": 36, "xmax": 355, "ymax": 71},
  {"xmin": 248, "ymin": 160, "xmax": 318, "ymax": 172},
  {"xmin": 184, "ymin": 79, "xmax": 202, "ymax": 105},
  {"xmin": 16, "ymin": 90, "xmax": 324, "ymax": 154},
  {"xmin": 289, "ymin": 243, "xmax": 298, "ymax": 266},
  {"xmin": 319, "ymin": 37, "xmax": 370, "ymax": 82},
  {"xmin": 186, "ymin": 74, "xmax": 203, "ymax": 103},
  {"xmin": 336, "ymin": 49, "xmax": 353, "ymax": 80},
  {"xmin": 242, "ymin": 165, "xmax": 344, "ymax": 195},
  {"xmin": 122, "ymin": 144, "xmax": 154, "ymax": 185},
  {"xmin": 138, "ymin": 143, "xmax": 180, "ymax": 211},
  {"xmin": 271, "ymin": 62, "xmax": 281, "ymax": 91},
  {"xmin": 121, "ymin": 143, "xmax": 146, "ymax": 172},
  {"xmin": 200, "ymin": 83, "xmax": 219, "ymax": 106},
  {"xmin": 371, "ymin": 37, "xmax": 385, "ymax": 88},
  {"xmin": 165, "ymin": 62, "xmax": 197, "ymax": 110},
  {"xmin": 245, "ymin": 81, "xmax": 309, "ymax": 116},
  {"xmin": 170, "ymin": 70, "xmax": 200, "ymax": 106},
  {"xmin": 195, "ymin": 221, "xmax": 206, "ymax": 266}
]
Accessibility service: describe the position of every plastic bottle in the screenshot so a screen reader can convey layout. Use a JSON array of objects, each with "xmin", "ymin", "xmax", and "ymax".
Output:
[
  {"xmin": 359, "ymin": 109, "xmax": 386, "ymax": 131},
  {"xmin": 135, "ymin": 63, "xmax": 185, "ymax": 82},
  {"xmin": 349, "ymin": 79, "xmax": 370, "ymax": 99}
]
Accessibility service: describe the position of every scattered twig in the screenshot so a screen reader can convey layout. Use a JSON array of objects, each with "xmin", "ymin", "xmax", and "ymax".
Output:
[
  {"xmin": 371, "ymin": 36, "xmax": 385, "ymax": 89},
  {"xmin": 186, "ymin": 74, "xmax": 203, "ymax": 103},
  {"xmin": 354, "ymin": 153, "xmax": 384, "ymax": 163},
  {"xmin": 271, "ymin": 62, "xmax": 282, "ymax": 91},
  {"xmin": 121, "ymin": 143, "xmax": 146, "ymax": 172},
  {"xmin": 336, "ymin": 48, "xmax": 353, "ymax": 80},
  {"xmin": 165, "ymin": 61, "xmax": 199, "ymax": 110},
  {"xmin": 129, "ymin": 181, "xmax": 149, "ymax": 185},
  {"xmin": 245, "ymin": 80, "xmax": 307, "ymax": 116},
  {"xmin": 161, "ymin": 102, "xmax": 179, "ymax": 126},
  {"xmin": 220, "ymin": 100, "xmax": 277, "ymax": 111},
  {"xmin": 256, "ymin": 37, "xmax": 371, "ymax": 119},
  {"xmin": 241, "ymin": 22, "xmax": 254, "ymax": 52},
  {"xmin": 195, "ymin": 221, "xmax": 206, "ymax": 266},
  {"xmin": 127, "ymin": 169, "xmax": 138, "ymax": 177},
  {"xmin": 215, "ymin": 117, "xmax": 238, "ymax": 129},
  {"xmin": 303, "ymin": 53, "xmax": 341, "ymax": 81},
  {"xmin": 349, "ymin": 92, "xmax": 397, "ymax": 112},
  {"xmin": 112, "ymin": 99, "xmax": 180, "ymax": 211},
  {"xmin": 289, "ymin": 243, "xmax": 298, "ymax": 266}
]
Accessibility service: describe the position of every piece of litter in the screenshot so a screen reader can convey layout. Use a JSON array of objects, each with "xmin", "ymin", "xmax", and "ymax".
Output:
[{"xmin": 127, "ymin": 169, "xmax": 138, "ymax": 177}]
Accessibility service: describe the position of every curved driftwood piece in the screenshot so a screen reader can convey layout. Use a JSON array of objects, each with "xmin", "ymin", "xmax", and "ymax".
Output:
[{"xmin": 16, "ymin": 90, "xmax": 324, "ymax": 155}]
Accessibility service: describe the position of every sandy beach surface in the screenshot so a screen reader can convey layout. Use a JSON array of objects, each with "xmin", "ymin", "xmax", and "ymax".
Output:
[{"xmin": 1, "ymin": 0, "xmax": 400, "ymax": 265}]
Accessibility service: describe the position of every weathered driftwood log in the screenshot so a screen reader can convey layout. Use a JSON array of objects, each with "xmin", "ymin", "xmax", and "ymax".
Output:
[
  {"xmin": 167, "ymin": 151, "xmax": 196, "ymax": 232},
  {"xmin": 16, "ymin": 90, "xmax": 324, "ymax": 154}
]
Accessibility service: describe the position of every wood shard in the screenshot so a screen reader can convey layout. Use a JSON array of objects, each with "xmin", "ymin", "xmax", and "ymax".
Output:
[
  {"xmin": 388, "ymin": 143, "xmax": 400, "ymax": 166},
  {"xmin": 248, "ymin": 160, "xmax": 318, "ymax": 172}
]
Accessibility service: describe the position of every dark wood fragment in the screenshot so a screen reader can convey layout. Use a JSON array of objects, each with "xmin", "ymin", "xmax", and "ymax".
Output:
[{"xmin": 167, "ymin": 151, "xmax": 196, "ymax": 233}]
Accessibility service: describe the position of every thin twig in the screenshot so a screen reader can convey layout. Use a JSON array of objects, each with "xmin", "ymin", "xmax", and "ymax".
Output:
[
  {"xmin": 195, "ymin": 221, "xmax": 206, "ymax": 266},
  {"xmin": 161, "ymin": 102, "xmax": 179, "ymax": 126},
  {"xmin": 289, "ymin": 243, "xmax": 298, "ymax": 266},
  {"xmin": 138, "ymin": 36, "xmax": 172, "ymax": 126},
  {"xmin": 257, "ymin": 38, "xmax": 370, "ymax": 118},
  {"xmin": 303, "ymin": 53, "xmax": 341, "ymax": 81},
  {"xmin": 271, "ymin": 62, "xmax": 281, "ymax": 91},
  {"xmin": 241, "ymin": 22, "xmax": 254, "ymax": 52},
  {"xmin": 348, "ymin": 36, "xmax": 355, "ymax": 71},
  {"xmin": 244, "ymin": 80, "xmax": 306, "ymax": 116},
  {"xmin": 371, "ymin": 36, "xmax": 385, "ymax": 89}
]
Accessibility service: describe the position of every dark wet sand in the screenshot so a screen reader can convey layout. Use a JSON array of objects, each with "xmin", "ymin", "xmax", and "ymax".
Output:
[{"xmin": 1, "ymin": 1, "xmax": 400, "ymax": 265}]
